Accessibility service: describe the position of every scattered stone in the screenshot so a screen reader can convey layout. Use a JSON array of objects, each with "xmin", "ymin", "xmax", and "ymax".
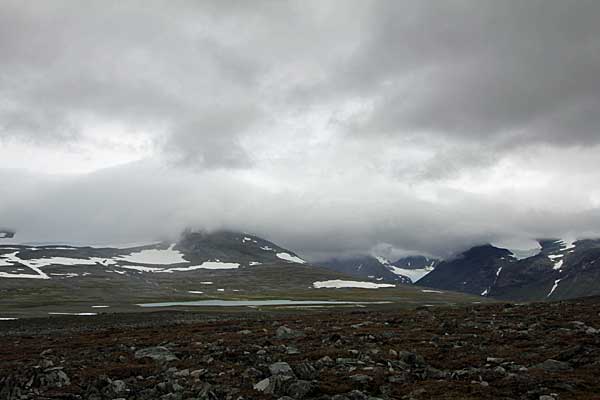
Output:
[
  {"xmin": 270, "ymin": 362, "xmax": 294, "ymax": 376},
  {"xmin": 134, "ymin": 346, "xmax": 179, "ymax": 362},
  {"xmin": 276, "ymin": 326, "xmax": 305, "ymax": 339},
  {"xmin": 287, "ymin": 380, "xmax": 313, "ymax": 399},
  {"xmin": 349, "ymin": 374, "xmax": 372, "ymax": 384},
  {"xmin": 533, "ymin": 359, "xmax": 573, "ymax": 372}
]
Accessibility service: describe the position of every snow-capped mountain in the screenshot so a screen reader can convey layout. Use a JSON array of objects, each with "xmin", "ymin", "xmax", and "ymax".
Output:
[
  {"xmin": 417, "ymin": 238, "xmax": 600, "ymax": 301},
  {"xmin": 0, "ymin": 230, "xmax": 307, "ymax": 281},
  {"xmin": 317, "ymin": 255, "xmax": 438, "ymax": 284}
]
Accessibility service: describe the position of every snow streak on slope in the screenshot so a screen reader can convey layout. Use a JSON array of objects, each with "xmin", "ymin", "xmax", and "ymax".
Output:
[
  {"xmin": 276, "ymin": 252, "xmax": 306, "ymax": 264},
  {"xmin": 548, "ymin": 279, "xmax": 562, "ymax": 297},
  {"xmin": 313, "ymin": 280, "xmax": 395, "ymax": 289}
]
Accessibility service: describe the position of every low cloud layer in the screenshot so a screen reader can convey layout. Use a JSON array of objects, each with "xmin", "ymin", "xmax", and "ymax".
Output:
[{"xmin": 2, "ymin": 1, "xmax": 600, "ymax": 260}]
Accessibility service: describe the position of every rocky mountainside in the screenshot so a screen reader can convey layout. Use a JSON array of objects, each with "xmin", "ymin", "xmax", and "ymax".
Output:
[
  {"xmin": 317, "ymin": 256, "xmax": 438, "ymax": 285},
  {"xmin": 418, "ymin": 239, "xmax": 600, "ymax": 301},
  {"xmin": 1, "ymin": 297, "xmax": 599, "ymax": 399}
]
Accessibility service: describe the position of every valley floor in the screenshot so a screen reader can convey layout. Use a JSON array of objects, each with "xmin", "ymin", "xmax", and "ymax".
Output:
[{"xmin": 1, "ymin": 298, "xmax": 600, "ymax": 399}]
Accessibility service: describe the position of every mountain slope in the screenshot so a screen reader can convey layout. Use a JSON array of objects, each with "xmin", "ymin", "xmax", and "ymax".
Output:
[
  {"xmin": 0, "ymin": 230, "xmax": 306, "ymax": 280},
  {"xmin": 317, "ymin": 255, "xmax": 439, "ymax": 284},
  {"xmin": 416, "ymin": 245, "xmax": 512, "ymax": 296},
  {"xmin": 316, "ymin": 256, "xmax": 411, "ymax": 284},
  {"xmin": 417, "ymin": 239, "xmax": 600, "ymax": 301}
]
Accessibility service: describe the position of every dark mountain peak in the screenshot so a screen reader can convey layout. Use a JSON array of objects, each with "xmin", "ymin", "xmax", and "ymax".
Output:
[
  {"xmin": 176, "ymin": 229, "xmax": 305, "ymax": 265},
  {"xmin": 460, "ymin": 244, "xmax": 513, "ymax": 260},
  {"xmin": 392, "ymin": 255, "xmax": 438, "ymax": 270}
]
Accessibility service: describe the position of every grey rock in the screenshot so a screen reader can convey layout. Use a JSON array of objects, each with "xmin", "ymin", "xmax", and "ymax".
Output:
[
  {"xmin": 293, "ymin": 362, "xmax": 318, "ymax": 380},
  {"xmin": 36, "ymin": 367, "xmax": 71, "ymax": 389},
  {"xmin": 347, "ymin": 390, "xmax": 368, "ymax": 400},
  {"xmin": 398, "ymin": 351, "xmax": 426, "ymax": 367},
  {"xmin": 110, "ymin": 379, "xmax": 127, "ymax": 394},
  {"xmin": 134, "ymin": 346, "xmax": 179, "ymax": 362},
  {"xmin": 287, "ymin": 380, "xmax": 313, "ymax": 399},
  {"xmin": 316, "ymin": 356, "xmax": 334, "ymax": 367},
  {"xmin": 254, "ymin": 378, "xmax": 271, "ymax": 392},
  {"xmin": 533, "ymin": 359, "xmax": 572, "ymax": 372},
  {"xmin": 254, "ymin": 375, "xmax": 294, "ymax": 396},
  {"xmin": 276, "ymin": 326, "xmax": 304, "ymax": 339},
  {"xmin": 270, "ymin": 362, "xmax": 294, "ymax": 376},
  {"xmin": 349, "ymin": 374, "xmax": 372, "ymax": 384}
]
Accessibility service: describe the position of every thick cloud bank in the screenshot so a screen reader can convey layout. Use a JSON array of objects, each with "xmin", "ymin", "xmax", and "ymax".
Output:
[{"xmin": 1, "ymin": 1, "xmax": 600, "ymax": 260}]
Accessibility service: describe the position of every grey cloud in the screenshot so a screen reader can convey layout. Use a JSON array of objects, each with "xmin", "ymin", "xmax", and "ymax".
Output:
[
  {"xmin": 339, "ymin": 0, "xmax": 600, "ymax": 149},
  {"xmin": 2, "ymin": 1, "xmax": 600, "ymax": 259}
]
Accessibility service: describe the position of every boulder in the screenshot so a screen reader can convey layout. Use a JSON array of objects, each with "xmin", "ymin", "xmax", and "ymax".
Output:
[{"xmin": 134, "ymin": 346, "xmax": 179, "ymax": 362}]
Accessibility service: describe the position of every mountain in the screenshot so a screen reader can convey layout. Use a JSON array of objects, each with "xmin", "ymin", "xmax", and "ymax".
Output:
[
  {"xmin": 0, "ymin": 230, "xmax": 307, "ymax": 280},
  {"xmin": 0, "ymin": 230, "xmax": 481, "ymax": 318},
  {"xmin": 416, "ymin": 245, "xmax": 512, "ymax": 296},
  {"xmin": 316, "ymin": 256, "xmax": 411, "ymax": 284},
  {"xmin": 417, "ymin": 238, "xmax": 600, "ymax": 301},
  {"xmin": 317, "ymin": 255, "xmax": 438, "ymax": 284},
  {"xmin": 389, "ymin": 256, "xmax": 439, "ymax": 283}
]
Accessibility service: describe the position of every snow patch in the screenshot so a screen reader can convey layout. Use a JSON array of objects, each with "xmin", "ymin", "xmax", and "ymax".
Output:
[
  {"xmin": 276, "ymin": 252, "xmax": 306, "ymax": 264},
  {"xmin": 117, "ymin": 244, "xmax": 186, "ymax": 265},
  {"xmin": 164, "ymin": 261, "xmax": 240, "ymax": 272},
  {"xmin": 422, "ymin": 289, "xmax": 444, "ymax": 293},
  {"xmin": 48, "ymin": 312, "xmax": 97, "ymax": 316},
  {"xmin": 313, "ymin": 280, "xmax": 395, "ymax": 289},
  {"xmin": 386, "ymin": 265, "xmax": 434, "ymax": 283}
]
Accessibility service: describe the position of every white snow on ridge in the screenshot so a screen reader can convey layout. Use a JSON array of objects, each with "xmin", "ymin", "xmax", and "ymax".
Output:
[
  {"xmin": 0, "ymin": 252, "xmax": 50, "ymax": 279},
  {"xmin": 164, "ymin": 261, "xmax": 240, "ymax": 272},
  {"xmin": 493, "ymin": 238, "xmax": 542, "ymax": 260},
  {"xmin": 48, "ymin": 312, "xmax": 97, "ymax": 316},
  {"xmin": 117, "ymin": 244, "xmax": 187, "ymax": 265},
  {"xmin": 558, "ymin": 238, "xmax": 577, "ymax": 251},
  {"xmin": 374, "ymin": 256, "xmax": 391, "ymax": 266},
  {"xmin": 276, "ymin": 252, "xmax": 306, "ymax": 264},
  {"xmin": 422, "ymin": 289, "xmax": 444, "ymax": 293},
  {"xmin": 313, "ymin": 280, "xmax": 395, "ymax": 289}
]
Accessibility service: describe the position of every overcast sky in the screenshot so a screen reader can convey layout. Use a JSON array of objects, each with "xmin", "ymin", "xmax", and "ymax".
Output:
[{"xmin": 1, "ymin": 0, "xmax": 600, "ymax": 260}]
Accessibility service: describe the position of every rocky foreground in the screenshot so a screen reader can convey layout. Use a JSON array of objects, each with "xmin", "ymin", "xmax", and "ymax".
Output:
[{"xmin": 1, "ymin": 298, "xmax": 600, "ymax": 400}]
